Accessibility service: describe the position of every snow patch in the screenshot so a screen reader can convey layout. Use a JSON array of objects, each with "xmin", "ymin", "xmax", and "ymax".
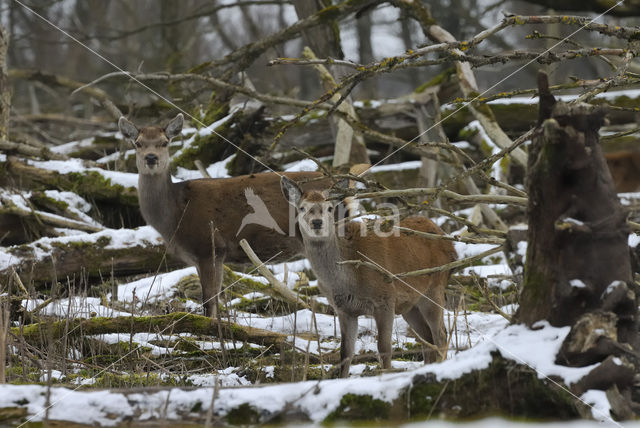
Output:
[{"xmin": 284, "ymin": 158, "xmax": 319, "ymax": 172}]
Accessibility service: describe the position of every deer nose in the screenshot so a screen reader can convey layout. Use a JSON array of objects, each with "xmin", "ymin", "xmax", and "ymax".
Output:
[
  {"xmin": 311, "ymin": 219, "xmax": 323, "ymax": 230},
  {"xmin": 144, "ymin": 154, "xmax": 159, "ymax": 165}
]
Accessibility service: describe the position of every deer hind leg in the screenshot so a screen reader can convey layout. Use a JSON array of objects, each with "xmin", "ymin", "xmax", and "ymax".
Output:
[
  {"xmin": 337, "ymin": 311, "xmax": 358, "ymax": 378},
  {"xmin": 402, "ymin": 306, "xmax": 435, "ymax": 363},
  {"xmin": 416, "ymin": 293, "xmax": 446, "ymax": 363},
  {"xmin": 373, "ymin": 306, "xmax": 395, "ymax": 370}
]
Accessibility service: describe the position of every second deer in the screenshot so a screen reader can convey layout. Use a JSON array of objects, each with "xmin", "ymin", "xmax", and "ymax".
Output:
[{"xmin": 281, "ymin": 176, "xmax": 457, "ymax": 377}]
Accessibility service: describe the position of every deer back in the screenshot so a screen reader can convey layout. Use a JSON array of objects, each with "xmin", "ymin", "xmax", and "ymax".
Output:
[{"xmin": 169, "ymin": 171, "xmax": 328, "ymax": 264}]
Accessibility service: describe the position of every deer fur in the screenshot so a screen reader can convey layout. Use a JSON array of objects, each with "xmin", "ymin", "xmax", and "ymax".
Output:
[
  {"xmin": 281, "ymin": 176, "xmax": 457, "ymax": 377},
  {"xmin": 118, "ymin": 113, "xmax": 327, "ymax": 317}
]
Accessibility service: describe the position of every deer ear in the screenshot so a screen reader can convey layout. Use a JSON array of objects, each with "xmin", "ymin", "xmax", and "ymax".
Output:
[
  {"xmin": 118, "ymin": 117, "xmax": 139, "ymax": 142},
  {"xmin": 281, "ymin": 176, "xmax": 302, "ymax": 207},
  {"xmin": 165, "ymin": 113, "xmax": 184, "ymax": 140}
]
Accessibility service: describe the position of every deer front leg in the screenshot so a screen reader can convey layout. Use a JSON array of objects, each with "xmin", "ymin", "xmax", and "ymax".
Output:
[
  {"xmin": 374, "ymin": 307, "xmax": 395, "ymax": 370},
  {"xmin": 337, "ymin": 311, "xmax": 358, "ymax": 378},
  {"xmin": 197, "ymin": 254, "xmax": 224, "ymax": 319}
]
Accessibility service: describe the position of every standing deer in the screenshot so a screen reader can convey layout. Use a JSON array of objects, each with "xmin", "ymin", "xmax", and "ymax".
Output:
[
  {"xmin": 118, "ymin": 113, "xmax": 327, "ymax": 317},
  {"xmin": 281, "ymin": 176, "xmax": 456, "ymax": 377}
]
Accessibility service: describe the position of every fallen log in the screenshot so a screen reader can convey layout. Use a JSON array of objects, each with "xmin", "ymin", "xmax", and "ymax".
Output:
[
  {"xmin": 1, "ymin": 227, "xmax": 183, "ymax": 288},
  {"xmin": 11, "ymin": 312, "xmax": 287, "ymax": 348}
]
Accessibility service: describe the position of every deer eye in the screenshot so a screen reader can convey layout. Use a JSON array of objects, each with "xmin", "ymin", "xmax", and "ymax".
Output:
[
  {"xmin": 299, "ymin": 207, "xmax": 305, "ymax": 212},
  {"xmin": 327, "ymin": 206, "xmax": 333, "ymax": 212},
  {"xmin": 134, "ymin": 141, "xmax": 142, "ymax": 149},
  {"xmin": 161, "ymin": 140, "xmax": 169, "ymax": 147}
]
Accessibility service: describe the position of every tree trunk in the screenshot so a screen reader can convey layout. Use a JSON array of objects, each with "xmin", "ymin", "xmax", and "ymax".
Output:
[
  {"xmin": 0, "ymin": 24, "xmax": 9, "ymax": 145},
  {"xmin": 517, "ymin": 72, "xmax": 638, "ymax": 397}
]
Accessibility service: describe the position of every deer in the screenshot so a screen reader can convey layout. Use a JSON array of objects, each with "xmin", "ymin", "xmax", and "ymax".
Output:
[
  {"xmin": 281, "ymin": 176, "xmax": 457, "ymax": 377},
  {"xmin": 118, "ymin": 113, "xmax": 329, "ymax": 318}
]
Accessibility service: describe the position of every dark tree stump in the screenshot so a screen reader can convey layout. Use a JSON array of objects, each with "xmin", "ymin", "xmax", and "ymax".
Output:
[{"xmin": 517, "ymin": 72, "xmax": 639, "ymax": 374}]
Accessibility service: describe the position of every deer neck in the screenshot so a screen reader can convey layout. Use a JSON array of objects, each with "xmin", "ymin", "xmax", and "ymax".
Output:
[
  {"xmin": 302, "ymin": 233, "xmax": 349, "ymax": 293},
  {"xmin": 138, "ymin": 170, "xmax": 181, "ymax": 238}
]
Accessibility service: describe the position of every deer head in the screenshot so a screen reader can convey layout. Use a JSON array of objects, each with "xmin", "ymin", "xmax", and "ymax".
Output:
[
  {"xmin": 281, "ymin": 176, "xmax": 336, "ymax": 241},
  {"xmin": 118, "ymin": 113, "xmax": 184, "ymax": 176}
]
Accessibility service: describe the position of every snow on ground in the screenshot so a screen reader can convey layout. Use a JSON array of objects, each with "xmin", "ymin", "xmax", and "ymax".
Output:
[
  {"xmin": 117, "ymin": 266, "xmax": 197, "ymax": 306},
  {"xmin": 22, "ymin": 297, "xmax": 130, "ymax": 318},
  {"xmin": 0, "ymin": 321, "xmax": 622, "ymax": 426}
]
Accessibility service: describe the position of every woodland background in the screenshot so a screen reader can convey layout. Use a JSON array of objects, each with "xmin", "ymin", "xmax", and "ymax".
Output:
[{"xmin": 0, "ymin": 0, "xmax": 639, "ymax": 426}]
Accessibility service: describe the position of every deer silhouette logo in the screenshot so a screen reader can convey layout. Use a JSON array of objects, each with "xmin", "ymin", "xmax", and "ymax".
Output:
[{"xmin": 236, "ymin": 187, "xmax": 286, "ymax": 236}]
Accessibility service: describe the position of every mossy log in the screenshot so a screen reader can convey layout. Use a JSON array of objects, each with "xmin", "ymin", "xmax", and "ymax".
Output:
[
  {"xmin": 11, "ymin": 312, "xmax": 286, "ymax": 348},
  {"xmin": 0, "ymin": 354, "xmax": 582, "ymax": 426},
  {"xmin": 1, "ymin": 156, "xmax": 138, "ymax": 206},
  {"xmin": 2, "ymin": 235, "xmax": 183, "ymax": 288},
  {"xmin": 356, "ymin": 91, "xmax": 640, "ymax": 143},
  {"xmin": 0, "ymin": 156, "xmax": 144, "ymax": 228}
]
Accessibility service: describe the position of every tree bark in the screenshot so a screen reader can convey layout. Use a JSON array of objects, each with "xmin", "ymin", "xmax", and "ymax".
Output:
[
  {"xmin": 517, "ymin": 71, "xmax": 638, "ymax": 377},
  {"xmin": 0, "ymin": 24, "xmax": 9, "ymax": 145}
]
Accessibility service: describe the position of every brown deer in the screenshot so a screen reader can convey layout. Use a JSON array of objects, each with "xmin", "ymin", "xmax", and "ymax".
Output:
[
  {"xmin": 118, "ymin": 113, "xmax": 328, "ymax": 317},
  {"xmin": 281, "ymin": 176, "xmax": 457, "ymax": 377}
]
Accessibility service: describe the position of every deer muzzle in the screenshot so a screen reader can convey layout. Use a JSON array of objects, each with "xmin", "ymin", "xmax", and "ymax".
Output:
[{"xmin": 144, "ymin": 153, "xmax": 159, "ymax": 167}]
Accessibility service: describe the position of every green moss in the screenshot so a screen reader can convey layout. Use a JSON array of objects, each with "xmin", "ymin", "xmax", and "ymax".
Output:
[
  {"xmin": 91, "ymin": 372, "xmax": 176, "ymax": 388},
  {"xmin": 29, "ymin": 192, "xmax": 69, "ymax": 214},
  {"xmin": 224, "ymin": 266, "xmax": 270, "ymax": 295},
  {"xmin": 225, "ymin": 403, "xmax": 261, "ymax": 425},
  {"xmin": 408, "ymin": 356, "xmax": 578, "ymax": 420},
  {"xmin": 171, "ymin": 117, "xmax": 233, "ymax": 169},
  {"xmin": 65, "ymin": 171, "xmax": 138, "ymax": 206},
  {"xmin": 489, "ymin": 103, "xmax": 537, "ymax": 132},
  {"xmin": 415, "ymin": 68, "xmax": 456, "ymax": 93},
  {"xmin": 0, "ymin": 406, "xmax": 28, "ymax": 422},
  {"xmin": 600, "ymin": 135, "xmax": 640, "ymax": 152},
  {"xmin": 326, "ymin": 394, "xmax": 391, "ymax": 422},
  {"xmin": 4, "ymin": 365, "xmax": 41, "ymax": 384},
  {"xmin": 173, "ymin": 338, "xmax": 201, "ymax": 352}
]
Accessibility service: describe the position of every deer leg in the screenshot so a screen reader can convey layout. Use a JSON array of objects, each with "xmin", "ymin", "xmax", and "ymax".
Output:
[
  {"xmin": 196, "ymin": 261, "xmax": 215, "ymax": 318},
  {"xmin": 417, "ymin": 295, "xmax": 446, "ymax": 362},
  {"xmin": 373, "ymin": 307, "xmax": 395, "ymax": 370},
  {"xmin": 213, "ymin": 253, "xmax": 225, "ymax": 311},
  {"xmin": 337, "ymin": 311, "xmax": 358, "ymax": 378},
  {"xmin": 402, "ymin": 306, "xmax": 434, "ymax": 363},
  {"xmin": 197, "ymin": 253, "xmax": 225, "ymax": 319}
]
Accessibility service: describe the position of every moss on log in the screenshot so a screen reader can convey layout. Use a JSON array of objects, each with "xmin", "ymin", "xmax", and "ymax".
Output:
[
  {"xmin": 1, "ymin": 157, "xmax": 138, "ymax": 207},
  {"xmin": 12, "ymin": 312, "xmax": 286, "ymax": 348}
]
